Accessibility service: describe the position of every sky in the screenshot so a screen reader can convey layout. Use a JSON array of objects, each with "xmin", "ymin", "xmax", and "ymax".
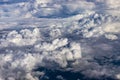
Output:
[
  {"xmin": 0, "ymin": 0, "xmax": 120, "ymax": 80},
  {"xmin": 0, "ymin": 0, "xmax": 120, "ymax": 18}
]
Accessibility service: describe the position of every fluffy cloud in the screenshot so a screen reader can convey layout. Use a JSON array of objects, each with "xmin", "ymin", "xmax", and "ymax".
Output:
[
  {"xmin": 96, "ymin": 0, "xmax": 120, "ymax": 9},
  {"xmin": 0, "ymin": 27, "xmax": 83, "ymax": 79},
  {"xmin": 106, "ymin": 0, "xmax": 120, "ymax": 9},
  {"xmin": 0, "ymin": 0, "xmax": 120, "ymax": 80},
  {"xmin": 30, "ymin": 0, "xmax": 95, "ymax": 18},
  {"xmin": 0, "ymin": 0, "xmax": 96, "ymax": 18},
  {"xmin": 1, "ymin": 23, "xmax": 120, "ymax": 79},
  {"xmin": 0, "ymin": 28, "xmax": 41, "ymax": 47},
  {"xmin": 0, "ymin": 41, "xmax": 82, "ymax": 80},
  {"xmin": 105, "ymin": 34, "xmax": 118, "ymax": 40},
  {"xmin": 103, "ymin": 22, "xmax": 120, "ymax": 33},
  {"xmin": 0, "ymin": 0, "xmax": 120, "ymax": 18},
  {"xmin": 0, "ymin": 52, "xmax": 45, "ymax": 80}
]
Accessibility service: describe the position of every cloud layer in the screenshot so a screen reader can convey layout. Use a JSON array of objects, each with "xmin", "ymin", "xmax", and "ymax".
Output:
[
  {"xmin": 0, "ymin": 0, "xmax": 120, "ymax": 18},
  {"xmin": 0, "ymin": 0, "xmax": 120, "ymax": 80}
]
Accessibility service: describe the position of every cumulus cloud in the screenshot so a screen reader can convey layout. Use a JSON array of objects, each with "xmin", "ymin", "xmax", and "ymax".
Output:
[
  {"xmin": 0, "ymin": 0, "xmax": 120, "ymax": 80},
  {"xmin": 0, "ymin": 41, "xmax": 82, "ymax": 79},
  {"xmin": 30, "ymin": 0, "xmax": 96, "ymax": 18},
  {"xmin": 0, "ymin": 27, "xmax": 83, "ymax": 79},
  {"xmin": 0, "ymin": 0, "xmax": 96, "ymax": 18},
  {"xmin": 105, "ymin": 34, "xmax": 118, "ymax": 40},
  {"xmin": 96, "ymin": 0, "xmax": 120, "ymax": 9},
  {"xmin": 0, "ymin": 0, "xmax": 120, "ymax": 18},
  {"xmin": 0, "ymin": 52, "xmax": 45, "ymax": 80},
  {"xmin": 116, "ymin": 74, "xmax": 120, "ymax": 79},
  {"xmin": 106, "ymin": 0, "xmax": 120, "ymax": 9},
  {"xmin": 1, "ymin": 24, "xmax": 119, "ymax": 80},
  {"xmin": 0, "ymin": 28, "xmax": 41, "ymax": 47},
  {"xmin": 103, "ymin": 22, "xmax": 120, "ymax": 33}
]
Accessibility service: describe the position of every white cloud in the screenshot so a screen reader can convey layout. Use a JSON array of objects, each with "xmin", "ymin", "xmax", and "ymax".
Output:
[
  {"xmin": 0, "ymin": 27, "xmax": 83, "ymax": 79},
  {"xmin": 105, "ymin": 34, "xmax": 118, "ymax": 40},
  {"xmin": 0, "ymin": 0, "xmax": 120, "ymax": 26},
  {"xmin": 116, "ymin": 74, "xmax": 120, "ymax": 79},
  {"xmin": 95, "ymin": 0, "xmax": 120, "ymax": 8},
  {"xmin": 0, "ymin": 28, "xmax": 41, "ymax": 47},
  {"xmin": 28, "ymin": 0, "xmax": 96, "ymax": 18},
  {"xmin": 0, "ymin": 0, "xmax": 119, "ymax": 18},
  {"xmin": 6, "ymin": 30, "xmax": 23, "ymax": 45},
  {"xmin": 103, "ymin": 22, "xmax": 120, "ymax": 33},
  {"xmin": 64, "ymin": 0, "xmax": 95, "ymax": 12},
  {"xmin": 0, "ymin": 0, "xmax": 120, "ymax": 79},
  {"xmin": 105, "ymin": 0, "xmax": 120, "ymax": 9},
  {"xmin": 49, "ymin": 29, "xmax": 61, "ymax": 38},
  {"xmin": 35, "ymin": 0, "xmax": 52, "ymax": 4},
  {"xmin": 34, "ymin": 38, "xmax": 68, "ymax": 51},
  {"xmin": 65, "ymin": 51, "xmax": 74, "ymax": 61}
]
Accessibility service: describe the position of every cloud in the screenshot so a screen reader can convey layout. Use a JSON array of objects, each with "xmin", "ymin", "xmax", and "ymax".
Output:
[
  {"xmin": 105, "ymin": 34, "xmax": 118, "ymax": 40},
  {"xmin": 30, "ymin": 0, "xmax": 95, "ymax": 18},
  {"xmin": 103, "ymin": 22, "xmax": 120, "ymax": 33},
  {"xmin": 116, "ymin": 74, "xmax": 120, "ymax": 79},
  {"xmin": 0, "ymin": 52, "xmax": 45, "ymax": 80},
  {"xmin": 0, "ymin": 0, "xmax": 120, "ymax": 80},
  {"xmin": 0, "ymin": 0, "xmax": 120, "ymax": 18},
  {"xmin": 0, "ymin": 0, "xmax": 96, "ymax": 18},
  {"xmin": 0, "ymin": 28, "xmax": 41, "ymax": 47},
  {"xmin": 0, "ymin": 27, "xmax": 82, "ymax": 79},
  {"xmin": 106, "ymin": 0, "xmax": 120, "ymax": 9},
  {"xmin": 92, "ymin": 0, "xmax": 120, "ymax": 8},
  {"xmin": 0, "ymin": 40, "xmax": 82, "ymax": 79}
]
